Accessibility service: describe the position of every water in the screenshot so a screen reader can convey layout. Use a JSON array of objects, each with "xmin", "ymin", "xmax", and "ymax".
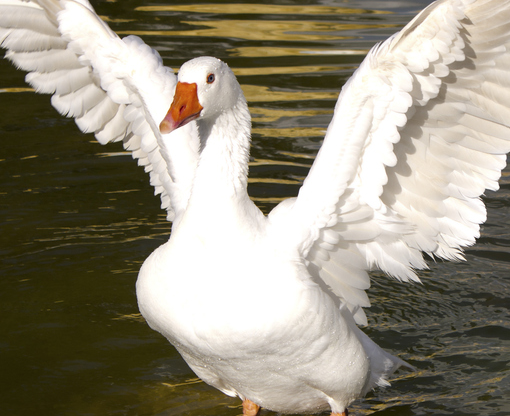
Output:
[{"xmin": 1, "ymin": 1, "xmax": 509, "ymax": 415}]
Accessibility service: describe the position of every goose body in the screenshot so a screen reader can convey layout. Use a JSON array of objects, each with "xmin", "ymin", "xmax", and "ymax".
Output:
[
  {"xmin": 137, "ymin": 57, "xmax": 409, "ymax": 414},
  {"xmin": 2, "ymin": 0, "xmax": 510, "ymax": 414}
]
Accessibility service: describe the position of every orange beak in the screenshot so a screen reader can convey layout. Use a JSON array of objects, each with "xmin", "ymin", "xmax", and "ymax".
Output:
[{"xmin": 159, "ymin": 82, "xmax": 203, "ymax": 134}]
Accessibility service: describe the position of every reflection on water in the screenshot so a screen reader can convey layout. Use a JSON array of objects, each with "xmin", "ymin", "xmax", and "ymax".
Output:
[
  {"xmin": 129, "ymin": 3, "xmax": 396, "ymax": 43},
  {"xmin": 1, "ymin": 1, "xmax": 509, "ymax": 416},
  {"xmin": 135, "ymin": 4, "xmax": 391, "ymax": 15}
]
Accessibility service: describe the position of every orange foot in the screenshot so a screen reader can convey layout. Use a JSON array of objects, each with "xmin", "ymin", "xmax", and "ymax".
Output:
[
  {"xmin": 242, "ymin": 399, "xmax": 260, "ymax": 416},
  {"xmin": 331, "ymin": 410, "xmax": 349, "ymax": 416}
]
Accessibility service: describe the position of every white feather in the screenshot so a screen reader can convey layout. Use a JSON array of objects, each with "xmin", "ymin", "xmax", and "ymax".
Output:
[{"xmin": 0, "ymin": 0, "xmax": 199, "ymax": 224}]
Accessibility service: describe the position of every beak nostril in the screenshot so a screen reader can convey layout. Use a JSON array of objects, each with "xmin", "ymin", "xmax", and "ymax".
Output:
[{"xmin": 179, "ymin": 105, "xmax": 186, "ymax": 115}]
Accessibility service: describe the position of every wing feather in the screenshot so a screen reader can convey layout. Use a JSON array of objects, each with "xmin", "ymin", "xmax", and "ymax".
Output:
[
  {"xmin": 271, "ymin": 0, "xmax": 510, "ymax": 324},
  {"xmin": 0, "ymin": 0, "xmax": 199, "ymax": 222}
]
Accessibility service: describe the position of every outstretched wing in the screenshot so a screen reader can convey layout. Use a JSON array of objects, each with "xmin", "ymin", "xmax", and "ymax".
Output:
[
  {"xmin": 270, "ymin": 0, "xmax": 510, "ymax": 325},
  {"xmin": 0, "ymin": 0, "xmax": 199, "ymax": 223}
]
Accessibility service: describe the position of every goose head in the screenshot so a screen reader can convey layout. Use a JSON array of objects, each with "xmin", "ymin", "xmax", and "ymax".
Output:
[{"xmin": 160, "ymin": 57, "xmax": 243, "ymax": 134}]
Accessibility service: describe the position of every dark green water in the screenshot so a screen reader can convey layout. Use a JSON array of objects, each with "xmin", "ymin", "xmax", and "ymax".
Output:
[{"xmin": 1, "ymin": 1, "xmax": 509, "ymax": 415}]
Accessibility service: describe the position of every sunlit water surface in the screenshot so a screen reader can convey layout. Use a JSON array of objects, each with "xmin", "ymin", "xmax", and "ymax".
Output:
[{"xmin": 1, "ymin": 1, "xmax": 509, "ymax": 415}]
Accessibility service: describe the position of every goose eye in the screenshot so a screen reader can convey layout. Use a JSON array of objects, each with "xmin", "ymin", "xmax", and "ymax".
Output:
[{"xmin": 206, "ymin": 73, "xmax": 215, "ymax": 84}]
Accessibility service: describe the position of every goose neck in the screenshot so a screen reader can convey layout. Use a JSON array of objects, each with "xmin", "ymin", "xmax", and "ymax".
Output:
[{"xmin": 193, "ymin": 100, "xmax": 252, "ymax": 197}]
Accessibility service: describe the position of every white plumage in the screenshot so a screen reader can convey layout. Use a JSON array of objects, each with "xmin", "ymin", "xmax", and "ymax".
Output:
[{"xmin": 1, "ymin": 1, "xmax": 510, "ymax": 415}]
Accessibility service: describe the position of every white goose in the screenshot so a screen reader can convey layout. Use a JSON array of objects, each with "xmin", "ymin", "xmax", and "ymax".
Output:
[{"xmin": 2, "ymin": 1, "xmax": 510, "ymax": 415}]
